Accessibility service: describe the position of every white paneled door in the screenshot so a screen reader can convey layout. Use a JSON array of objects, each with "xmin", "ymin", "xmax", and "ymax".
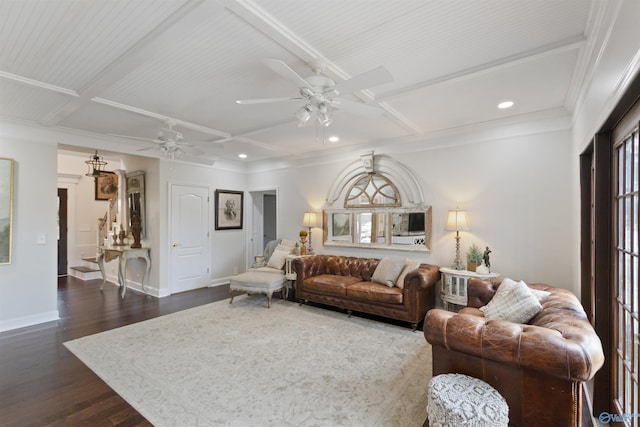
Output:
[{"xmin": 170, "ymin": 185, "xmax": 210, "ymax": 294}]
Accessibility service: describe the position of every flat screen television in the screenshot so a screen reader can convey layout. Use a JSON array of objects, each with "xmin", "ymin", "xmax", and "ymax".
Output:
[{"xmin": 408, "ymin": 212, "xmax": 425, "ymax": 234}]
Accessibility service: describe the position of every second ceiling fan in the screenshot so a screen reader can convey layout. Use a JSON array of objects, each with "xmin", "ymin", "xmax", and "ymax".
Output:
[{"xmin": 236, "ymin": 59, "xmax": 393, "ymax": 127}]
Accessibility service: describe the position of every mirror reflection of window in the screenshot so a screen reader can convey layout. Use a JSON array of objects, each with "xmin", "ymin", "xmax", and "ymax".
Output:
[
  {"xmin": 356, "ymin": 212, "xmax": 372, "ymax": 243},
  {"xmin": 345, "ymin": 173, "xmax": 400, "ymax": 207}
]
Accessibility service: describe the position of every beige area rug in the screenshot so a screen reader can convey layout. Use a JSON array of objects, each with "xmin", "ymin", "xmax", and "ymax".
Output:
[{"xmin": 64, "ymin": 295, "xmax": 432, "ymax": 426}]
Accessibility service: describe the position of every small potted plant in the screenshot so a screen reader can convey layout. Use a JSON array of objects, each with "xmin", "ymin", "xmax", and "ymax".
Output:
[{"xmin": 466, "ymin": 243, "xmax": 483, "ymax": 272}]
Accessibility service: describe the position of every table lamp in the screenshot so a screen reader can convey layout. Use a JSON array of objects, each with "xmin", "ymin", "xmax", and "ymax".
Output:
[
  {"xmin": 302, "ymin": 211, "xmax": 318, "ymax": 254},
  {"xmin": 445, "ymin": 207, "xmax": 469, "ymax": 270}
]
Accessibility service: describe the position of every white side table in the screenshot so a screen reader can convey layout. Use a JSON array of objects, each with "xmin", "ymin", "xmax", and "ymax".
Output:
[
  {"xmin": 284, "ymin": 255, "xmax": 310, "ymax": 298},
  {"xmin": 439, "ymin": 267, "xmax": 500, "ymax": 311}
]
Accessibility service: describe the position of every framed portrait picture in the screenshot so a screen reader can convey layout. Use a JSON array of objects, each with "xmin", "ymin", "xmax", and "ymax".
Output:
[
  {"xmin": 95, "ymin": 171, "xmax": 118, "ymax": 201},
  {"xmin": 215, "ymin": 189, "xmax": 243, "ymax": 230}
]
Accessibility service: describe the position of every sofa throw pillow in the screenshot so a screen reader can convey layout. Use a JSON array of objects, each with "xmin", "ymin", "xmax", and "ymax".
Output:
[
  {"xmin": 266, "ymin": 245, "xmax": 292, "ymax": 270},
  {"xmin": 529, "ymin": 285, "xmax": 551, "ymax": 302},
  {"xmin": 372, "ymin": 258, "xmax": 406, "ymax": 287},
  {"xmin": 279, "ymin": 239, "xmax": 297, "ymax": 248},
  {"xmin": 395, "ymin": 259, "xmax": 422, "ymax": 289},
  {"xmin": 480, "ymin": 278, "xmax": 543, "ymax": 323}
]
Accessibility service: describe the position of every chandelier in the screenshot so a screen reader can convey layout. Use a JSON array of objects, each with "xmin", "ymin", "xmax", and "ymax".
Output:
[{"xmin": 85, "ymin": 150, "xmax": 108, "ymax": 177}]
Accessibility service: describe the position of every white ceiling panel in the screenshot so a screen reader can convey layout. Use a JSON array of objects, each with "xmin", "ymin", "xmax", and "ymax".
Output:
[
  {"xmin": 255, "ymin": 1, "xmax": 590, "ymax": 92},
  {"xmin": 388, "ymin": 50, "xmax": 579, "ymax": 132},
  {"xmin": 0, "ymin": 0, "xmax": 188, "ymax": 90},
  {"xmin": 0, "ymin": 0, "xmax": 622, "ymax": 165},
  {"xmin": 0, "ymin": 79, "xmax": 75, "ymax": 122}
]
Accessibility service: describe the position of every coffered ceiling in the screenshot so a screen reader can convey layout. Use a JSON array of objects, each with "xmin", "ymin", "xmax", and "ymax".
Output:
[{"xmin": 0, "ymin": 0, "xmax": 615, "ymax": 164}]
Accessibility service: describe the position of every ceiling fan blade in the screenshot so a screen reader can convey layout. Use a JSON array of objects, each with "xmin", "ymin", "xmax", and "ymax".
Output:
[
  {"xmin": 332, "ymin": 66, "xmax": 393, "ymax": 96},
  {"xmin": 179, "ymin": 153, "xmax": 216, "ymax": 166},
  {"xmin": 263, "ymin": 58, "xmax": 312, "ymax": 89},
  {"xmin": 329, "ymin": 98, "xmax": 384, "ymax": 118},
  {"xmin": 191, "ymin": 140, "xmax": 225, "ymax": 149},
  {"xmin": 110, "ymin": 133, "xmax": 159, "ymax": 143},
  {"xmin": 136, "ymin": 146, "xmax": 158, "ymax": 152},
  {"xmin": 236, "ymin": 97, "xmax": 303, "ymax": 105}
]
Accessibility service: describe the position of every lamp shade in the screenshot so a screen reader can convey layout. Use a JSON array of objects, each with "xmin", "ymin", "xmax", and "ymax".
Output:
[
  {"xmin": 445, "ymin": 209, "xmax": 469, "ymax": 231},
  {"xmin": 302, "ymin": 211, "xmax": 318, "ymax": 228}
]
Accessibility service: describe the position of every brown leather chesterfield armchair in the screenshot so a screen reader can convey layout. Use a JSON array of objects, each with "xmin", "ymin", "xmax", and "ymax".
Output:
[{"xmin": 424, "ymin": 277, "xmax": 604, "ymax": 427}]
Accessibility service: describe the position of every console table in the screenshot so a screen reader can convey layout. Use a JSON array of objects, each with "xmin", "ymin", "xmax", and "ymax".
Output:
[
  {"xmin": 439, "ymin": 267, "xmax": 500, "ymax": 311},
  {"xmin": 98, "ymin": 246, "xmax": 151, "ymax": 298}
]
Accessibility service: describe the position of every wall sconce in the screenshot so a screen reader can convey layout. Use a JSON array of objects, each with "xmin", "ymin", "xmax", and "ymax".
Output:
[
  {"xmin": 302, "ymin": 211, "xmax": 319, "ymax": 254},
  {"xmin": 445, "ymin": 207, "xmax": 470, "ymax": 270},
  {"xmin": 85, "ymin": 150, "xmax": 108, "ymax": 177}
]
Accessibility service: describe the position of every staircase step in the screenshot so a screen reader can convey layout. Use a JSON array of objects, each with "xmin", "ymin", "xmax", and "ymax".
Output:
[
  {"xmin": 81, "ymin": 257, "xmax": 100, "ymax": 269},
  {"xmin": 69, "ymin": 265, "xmax": 102, "ymax": 281}
]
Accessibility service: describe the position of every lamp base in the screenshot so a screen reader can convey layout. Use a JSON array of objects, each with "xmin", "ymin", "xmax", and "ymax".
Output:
[{"xmin": 452, "ymin": 234, "xmax": 464, "ymax": 270}]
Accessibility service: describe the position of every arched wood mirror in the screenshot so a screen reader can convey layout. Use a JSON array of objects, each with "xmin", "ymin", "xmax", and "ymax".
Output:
[{"xmin": 323, "ymin": 154, "xmax": 432, "ymax": 252}]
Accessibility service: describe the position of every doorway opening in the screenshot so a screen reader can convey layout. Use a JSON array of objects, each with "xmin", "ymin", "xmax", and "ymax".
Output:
[
  {"xmin": 57, "ymin": 188, "xmax": 68, "ymax": 277},
  {"xmin": 248, "ymin": 189, "xmax": 277, "ymax": 267}
]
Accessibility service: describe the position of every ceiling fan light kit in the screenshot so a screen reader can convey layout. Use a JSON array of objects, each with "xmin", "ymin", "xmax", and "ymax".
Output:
[{"xmin": 237, "ymin": 58, "xmax": 393, "ymax": 129}]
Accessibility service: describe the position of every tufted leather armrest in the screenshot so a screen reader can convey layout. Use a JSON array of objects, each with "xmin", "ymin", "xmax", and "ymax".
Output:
[
  {"xmin": 404, "ymin": 264, "xmax": 440, "ymax": 291},
  {"xmin": 424, "ymin": 278, "xmax": 605, "ymax": 382}
]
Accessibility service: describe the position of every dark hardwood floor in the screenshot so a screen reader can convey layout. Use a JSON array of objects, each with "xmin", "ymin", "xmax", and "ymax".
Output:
[{"xmin": 0, "ymin": 276, "xmax": 229, "ymax": 427}]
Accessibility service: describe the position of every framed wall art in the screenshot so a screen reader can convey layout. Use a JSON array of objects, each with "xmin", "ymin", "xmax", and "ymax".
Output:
[
  {"xmin": 0, "ymin": 157, "xmax": 14, "ymax": 264},
  {"xmin": 215, "ymin": 189, "xmax": 243, "ymax": 230},
  {"xmin": 95, "ymin": 171, "xmax": 118, "ymax": 201}
]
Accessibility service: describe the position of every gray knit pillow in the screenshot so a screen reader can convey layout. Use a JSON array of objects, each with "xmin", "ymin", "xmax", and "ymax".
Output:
[
  {"xmin": 372, "ymin": 258, "xmax": 406, "ymax": 287},
  {"xmin": 480, "ymin": 278, "xmax": 542, "ymax": 323}
]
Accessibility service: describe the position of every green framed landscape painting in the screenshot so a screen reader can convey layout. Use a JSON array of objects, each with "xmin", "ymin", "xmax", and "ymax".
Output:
[{"xmin": 0, "ymin": 158, "xmax": 14, "ymax": 264}]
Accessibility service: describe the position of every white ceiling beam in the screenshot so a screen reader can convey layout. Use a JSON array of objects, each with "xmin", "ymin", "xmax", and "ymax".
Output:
[
  {"xmin": 220, "ymin": 0, "xmax": 423, "ymax": 135},
  {"xmin": 39, "ymin": 0, "xmax": 210, "ymax": 127},
  {"xmin": 0, "ymin": 70, "xmax": 79, "ymax": 97},
  {"xmin": 378, "ymin": 35, "xmax": 587, "ymax": 101},
  {"xmin": 92, "ymin": 98, "xmax": 231, "ymax": 139}
]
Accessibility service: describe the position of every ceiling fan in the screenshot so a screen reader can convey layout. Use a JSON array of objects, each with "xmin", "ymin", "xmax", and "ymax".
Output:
[
  {"xmin": 236, "ymin": 59, "xmax": 393, "ymax": 127},
  {"xmin": 111, "ymin": 121, "xmax": 219, "ymax": 165}
]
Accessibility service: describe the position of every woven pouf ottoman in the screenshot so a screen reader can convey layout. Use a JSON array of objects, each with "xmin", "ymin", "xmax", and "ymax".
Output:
[
  {"xmin": 427, "ymin": 373, "xmax": 509, "ymax": 427},
  {"xmin": 229, "ymin": 270, "xmax": 285, "ymax": 308}
]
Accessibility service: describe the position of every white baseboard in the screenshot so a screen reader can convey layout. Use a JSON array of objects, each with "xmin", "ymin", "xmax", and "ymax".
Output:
[{"xmin": 0, "ymin": 310, "xmax": 60, "ymax": 332}]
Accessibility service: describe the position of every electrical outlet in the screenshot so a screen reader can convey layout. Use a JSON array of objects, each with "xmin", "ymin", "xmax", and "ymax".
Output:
[{"xmin": 233, "ymin": 267, "xmax": 238, "ymax": 275}]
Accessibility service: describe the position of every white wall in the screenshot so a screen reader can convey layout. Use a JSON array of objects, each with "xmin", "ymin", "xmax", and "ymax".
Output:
[
  {"xmin": 0, "ymin": 139, "xmax": 59, "ymax": 331},
  {"xmin": 249, "ymin": 129, "xmax": 575, "ymax": 291}
]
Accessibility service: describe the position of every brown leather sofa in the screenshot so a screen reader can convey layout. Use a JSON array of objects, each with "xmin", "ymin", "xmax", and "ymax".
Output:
[
  {"xmin": 424, "ymin": 277, "xmax": 605, "ymax": 427},
  {"xmin": 293, "ymin": 255, "xmax": 440, "ymax": 330}
]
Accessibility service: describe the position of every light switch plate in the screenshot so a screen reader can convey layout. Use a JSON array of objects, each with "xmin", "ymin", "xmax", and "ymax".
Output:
[{"xmin": 37, "ymin": 233, "xmax": 46, "ymax": 245}]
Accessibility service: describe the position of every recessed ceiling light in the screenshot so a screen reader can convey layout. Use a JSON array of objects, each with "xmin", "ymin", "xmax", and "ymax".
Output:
[
  {"xmin": 498, "ymin": 101, "xmax": 514, "ymax": 109},
  {"xmin": 328, "ymin": 136, "xmax": 339, "ymax": 143},
  {"xmin": 238, "ymin": 153, "xmax": 247, "ymax": 159}
]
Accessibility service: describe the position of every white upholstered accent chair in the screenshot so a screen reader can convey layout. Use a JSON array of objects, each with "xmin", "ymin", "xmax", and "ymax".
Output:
[{"xmin": 229, "ymin": 239, "xmax": 290, "ymax": 308}]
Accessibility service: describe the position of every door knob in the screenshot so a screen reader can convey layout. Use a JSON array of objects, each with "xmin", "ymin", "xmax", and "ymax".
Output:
[{"xmin": 172, "ymin": 243, "xmax": 180, "ymax": 247}]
